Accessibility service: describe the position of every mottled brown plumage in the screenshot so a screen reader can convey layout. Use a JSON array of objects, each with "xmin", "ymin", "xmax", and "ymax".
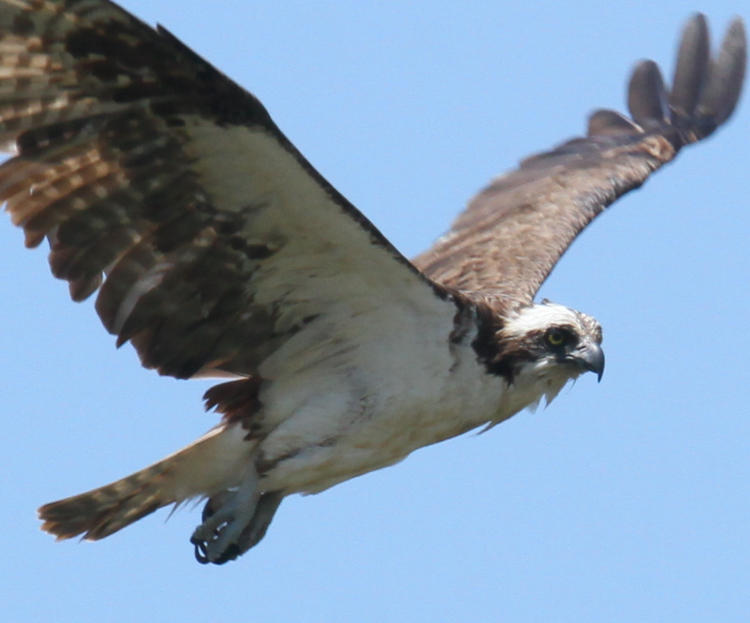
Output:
[
  {"xmin": 0, "ymin": 0, "xmax": 422, "ymax": 380},
  {"xmin": 414, "ymin": 15, "xmax": 746, "ymax": 309},
  {"xmin": 0, "ymin": 2, "xmax": 744, "ymax": 562}
]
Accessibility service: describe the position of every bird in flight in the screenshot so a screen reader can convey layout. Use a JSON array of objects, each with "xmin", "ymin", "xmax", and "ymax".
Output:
[{"xmin": 0, "ymin": 1, "xmax": 744, "ymax": 564}]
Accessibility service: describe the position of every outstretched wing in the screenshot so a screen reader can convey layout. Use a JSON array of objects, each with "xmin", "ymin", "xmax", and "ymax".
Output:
[
  {"xmin": 0, "ymin": 0, "xmax": 452, "ymax": 379},
  {"xmin": 414, "ymin": 15, "xmax": 746, "ymax": 311}
]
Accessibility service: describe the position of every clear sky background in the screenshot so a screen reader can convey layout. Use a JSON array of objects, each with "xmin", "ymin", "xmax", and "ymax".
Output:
[{"xmin": 2, "ymin": 1, "xmax": 748, "ymax": 621}]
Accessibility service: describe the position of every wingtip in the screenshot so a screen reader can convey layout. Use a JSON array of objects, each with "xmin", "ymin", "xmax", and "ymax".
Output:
[
  {"xmin": 628, "ymin": 60, "xmax": 669, "ymax": 127},
  {"xmin": 670, "ymin": 14, "xmax": 710, "ymax": 115},
  {"xmin": 727, "ymin": 15, "xmax": 747, "ymax": 37},
  {"xmin": 715, "ymin": 17, "xmax": 747, "ymax": 123},
  {"xmin": 685, "ymin": 13, "xmax": 709, "ymax": 32},
  {"xmin": 625, "ymin": 14, "xmax": 746, "ymax": 141},
  {"xmin": 695, "ymin": 15, "xmax": 747, "ymax": 127}
]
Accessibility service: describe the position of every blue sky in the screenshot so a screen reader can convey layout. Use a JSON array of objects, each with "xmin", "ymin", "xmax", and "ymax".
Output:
[{"xmin": 2, "ymin": 2, "xmax": 748, "ymax": 622}]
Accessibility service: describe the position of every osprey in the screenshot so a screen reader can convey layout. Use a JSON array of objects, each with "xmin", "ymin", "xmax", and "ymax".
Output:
[{"xmin": 0, "ymin": 2, "xmax": 744, "ymax": 565}]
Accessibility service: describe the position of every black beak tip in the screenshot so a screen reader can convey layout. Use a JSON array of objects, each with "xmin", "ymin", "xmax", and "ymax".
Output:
[
  {"xmin": 570, "ymin": 343, "xmax": 605, "ymax": 382},
  {"xmin": 589, "ymin": 348, "xmax": 605, "ymax": 382}
]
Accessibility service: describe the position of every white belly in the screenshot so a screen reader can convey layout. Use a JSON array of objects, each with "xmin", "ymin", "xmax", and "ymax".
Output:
[{"xmin": 258, "ymin": 335, "xmax": 507, "ymax": 494}]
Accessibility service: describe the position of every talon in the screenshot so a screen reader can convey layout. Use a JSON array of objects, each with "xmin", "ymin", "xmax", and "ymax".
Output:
[
  {"xmin": 193, "ymin": 540, "xmax": 209, "ymax": 564},
  {"xmin": 190, "ymin": 493, "xmax": 283, "ymax": 564}
]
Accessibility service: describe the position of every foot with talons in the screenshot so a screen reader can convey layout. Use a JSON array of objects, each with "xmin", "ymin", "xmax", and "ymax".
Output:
[{"xmin": 191, "ymin": 491, "xmax": 283, "ymax": 564}]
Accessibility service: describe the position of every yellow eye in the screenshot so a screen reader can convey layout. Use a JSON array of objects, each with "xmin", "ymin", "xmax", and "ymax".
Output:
[{"xmin": 546, "ymin": 329, "xmax": 565, "ymax": 346}]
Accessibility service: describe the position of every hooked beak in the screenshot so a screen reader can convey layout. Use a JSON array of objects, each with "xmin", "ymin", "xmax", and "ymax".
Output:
[{"xmin": 565, "ymin": 341, "xmax": 605, "ymax": 382}]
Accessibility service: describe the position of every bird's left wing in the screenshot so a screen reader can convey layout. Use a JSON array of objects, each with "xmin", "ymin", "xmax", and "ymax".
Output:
[
  {"xmin": 414, "ymin": 15, "xmax": 746, "ymax": 311},
  {"xmin": 0, "ymin": 0, "xmax": 452, "ymax": 380}
]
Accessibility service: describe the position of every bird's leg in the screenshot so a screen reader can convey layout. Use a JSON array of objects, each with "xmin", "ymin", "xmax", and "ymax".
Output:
[{"xmin": 191, "ymin": 467, "xmax": 260, "ymax": 564}]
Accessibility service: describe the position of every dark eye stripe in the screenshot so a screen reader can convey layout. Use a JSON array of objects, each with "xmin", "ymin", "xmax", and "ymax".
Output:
[{"xmin": 545, "ymin": 326, "xmax": 579, "ymax": 348}]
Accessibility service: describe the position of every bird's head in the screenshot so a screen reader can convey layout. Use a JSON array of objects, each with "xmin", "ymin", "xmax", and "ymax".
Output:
[{"xmin": 487, "ymin": 300, "xmax": 604, "ymax": 409}]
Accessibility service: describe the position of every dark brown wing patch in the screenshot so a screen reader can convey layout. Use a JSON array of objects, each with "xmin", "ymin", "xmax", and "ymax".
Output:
[
  {"xmin": 203, "ymin": 378, "xmax": 265, "ymax": 438},
  {"xmin": 414, "ymin": 15, "xmax": 746, "ymax": 311},
  {"xmin": 1, "ymin": 1, "xmax": 443, "ymax": 380},
  {"xmin": 0, "ymin": 1, "xmax": 281, "ymax": 377}
]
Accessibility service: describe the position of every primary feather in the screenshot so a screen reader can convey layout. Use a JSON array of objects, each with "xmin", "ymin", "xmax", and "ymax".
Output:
[{"xmin": 0, "ymin": 2, "xmax": 744, "ymax": 564}]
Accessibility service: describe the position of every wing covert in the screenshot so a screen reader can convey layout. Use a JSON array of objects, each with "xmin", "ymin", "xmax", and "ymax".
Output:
[{"xmin": 0, "ymin": 0, "xmax": 450, "ymax": 379}]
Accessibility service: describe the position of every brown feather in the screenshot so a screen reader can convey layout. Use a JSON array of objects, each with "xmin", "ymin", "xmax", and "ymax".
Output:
[
  {"xmin": 414, "ymin": 14, "xmax": 746, "ymax": 311},
  {"xmin": 39, "ymin": 462, "xmax": 170, "ymax": 541},
  {"xmin": 38, "ymin": 424, "xmax": 254, "ymax": 541},
  {"xmin": 203, "ymin": 377, "xmax": 265, "ymax": 437},
  {"xmin": 0, "ymin": 0, "xmax": 435, "ymax": 381}
]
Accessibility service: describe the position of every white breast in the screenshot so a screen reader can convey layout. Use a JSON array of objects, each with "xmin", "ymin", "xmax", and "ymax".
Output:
[{"xmin": 257, "ymin": 315, "xmax": 507, "ymax": 494}]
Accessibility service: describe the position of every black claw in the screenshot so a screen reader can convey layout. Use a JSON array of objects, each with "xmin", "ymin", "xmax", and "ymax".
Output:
[
  {"xmin": 193, "ymin": 540, "xmax": 210, "ymax": 564},
  {"xmin": 191, "ymin": 491, "xmax": 284, "ymax": 565},
  {"xmin": 191, "ymin": 536, "xmax": 240, "ymax": 565}
]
